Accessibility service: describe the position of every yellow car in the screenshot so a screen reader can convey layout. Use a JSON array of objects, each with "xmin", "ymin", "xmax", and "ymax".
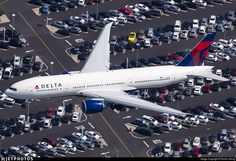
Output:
[{"xmin": 128, "ymin": 32, "xmax": 137, "ymax": 43}]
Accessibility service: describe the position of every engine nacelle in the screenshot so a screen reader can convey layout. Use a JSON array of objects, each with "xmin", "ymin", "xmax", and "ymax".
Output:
[{"xmin": 82, "ymin": 98, "xmax": 105, "ymax": 114}]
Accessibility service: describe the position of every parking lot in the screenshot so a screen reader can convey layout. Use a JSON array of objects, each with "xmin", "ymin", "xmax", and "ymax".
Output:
[{"xmin": 0, "ymin": 0, "xmax": 236, "ymax": 157}]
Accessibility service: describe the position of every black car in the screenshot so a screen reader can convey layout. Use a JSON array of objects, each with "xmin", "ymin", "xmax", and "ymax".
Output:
[
  {"xmin": 153, "ymin": 126, "xmax": 163, "ymax": 134},
  {"xmin": 78, "ymin": 23, "xmax": 89, "ymax": 32},
  {"xmin": 185, "ymin": 2, "xmax": 198, "ymax": 9},
  {"xmin": 66, "ymin": 1, "xmax": 75, "ymax": 8},
  {"xmin": 221, "ymin": 141, "xmax": 231, "ymax": 149},
  {"xmin": 151, "ymin": 37, "xmax": 161, "ymax": 46},
  {"xmin": 5, "ymin": 118, "xmax": 17, "ymax": 128},
  {"xmin": 208, "ymin": 134, "xmax": 217, "ymax": 143},
  {"xmin": 142, "ymin": 11, "xmax": 152, "ymax": 19},
  {"xmin": 0, "ymin": 101, "xmax": 5, "ymax": 109},
  {"xmin": 0, "ymin": 119, "xmax": 6, "ymax": 130},
  {"xmin": 29, "ymin": 113, "xmax": 36, "ymax": 124},
  {"xmin": 181, "ymin": 150, "xmax": 192, "ymax": 157},
  {"xmin": 30, "ymin": 0, "xmax": 43, "ymax": 5},
  {"xmin": 148, "ymin": 57, "xmax": 161, "ymax": 65},
  {"xmin": 64, "ymin": 135, "xmax": 79, "ymax": 143},
  {"xmin": 159, "ymin": 32, "xmax": 171, "ymax": 43},
  {"xmin": 51, "ymin": 116, "xmax": 61, "ymax": 126},
  {"xmin": 88, "ymin": 22, "xmax": 98, "ymax": 31},
  {"xmin": 176, "ymin": 3, "xmax": 188, "ymax": 11},
  {"xmin": 49, "ymin": 2, "xmax": 59, "ymax": 12},
  {"xmin": 0, "ymin": 41, "xmax": 8, "ymax": 49},
  {"xmin": 9, "ymin": 38, "xmax": 25, "ymax": 48},
  {"xmin": 12, "ymin": 67, "xmax": 22, "ymax": 77},
  {"xmin": 175, "ymin": 91, "xmax": 184, "ymax": 100},
  {"xmin": 65, "ymin": 103, "xmax": 74, "ymax": 113},
  {"xmin": 211, "ymin": 83, "xmax": 221, "ymax": 92},
  {"xmin": 70, "ymin": 46, "xmax": 80, "ymax": 55},
  {"xmin": 138, "ymin": 58, "xmax": 149, "ymax": 66},
  {"xmin": 182, "ymin": 21, "xmax": 191, "ymax": 31},
  {"xmin": 57, "ymin": 2, "xmax": 67, "ymax": 11},
  {"xmin": 56, "ymin": 29, "xmax": 70, "ymax": 36},
  {"xmin": 219, "ymin": 101, "xmax": 233, "ymax": 110},
  {"xmin": 151, "ymin": 145, "xmax": 163, "ymax": 157},
  {"xmin": 32, "ymin": 62, "xmax": 42, "ymax": 71},
  {"xmin": 74, "ymin": 142, "xmax": 88, "ymax": 151},
  {"xmin": 23, "ymin": 55, "xmax": 33, "ymax": 65},
  {"xmin": 3, "ymin": 128, "xmax": 14, "ymax": 137},
  {"xmin": 31, "ymin": 121, "xmax": 43, "ymax": 131},
  {"xmin": 226, "ymin": 97, "xmax": 236, "ymax": 106},
  {"xmin": 134, "ymin": 127, "xmax": 153, "ymax": 136},
  {"xmin": 219, "ymin": 81, "xmax": 230, "ymax": 88},
  {"xmin": 200, "ymin": 145, "xmax": 209, "ymax": 155},
  {"xmin": 3, "ymin": 60, "xmax": 12, "ymax": 68},
  {"xmin": 35, "ymin": 111, "xmax": 46, "ymax": 121},
  {"xmin": 12, "ymin": 123, "xmax": 24, "ymax": 135},
  {"xmin": 201, "ymin": 136, "xmax": 210, "ymax": 146},
  {"xmin": 191, "ymin": 107, "xmax": 203, "ymax": 115},
  {"xmin": 213, "ymin": 111, "xmax": 225, "ymax": 119}
]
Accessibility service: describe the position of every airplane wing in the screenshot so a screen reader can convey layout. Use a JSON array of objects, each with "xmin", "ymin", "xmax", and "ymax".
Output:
[
  {"xmin": 187, "ymin": 72, "xmax": 229, "ymax": 81},
  {"xmin": 81, "ymin": 23, "xmax": 112, "ymax": 73},
  {"xmin": 79, "ymin": 89, "xmax": 186, "ymax": 116}
]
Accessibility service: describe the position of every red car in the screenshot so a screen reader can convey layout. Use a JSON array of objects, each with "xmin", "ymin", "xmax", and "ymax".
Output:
[
  {"xmin": 46, "ymin": 108, "xmax": 54, "ymax": 118},
  {"xmin": 231, "ymin": 67, "xmax": 236, "ymax": 76},
  {"xmin": 192, "ymin": 147, "xmax": 200, "ymax": 157},
  {"xmin": 118, "ymin": 8, "xmax": 134, "ymax": 15},
  {"xmin": 61, "ymin": 115, "xmax": 70, "ymax": 124},
  {"xmin": 159, "ymin": 87, "xmax": 168, "ymax": 94},
  {"xmin": 156, "ymin": 94, "xmax": 165, "ymax": 103},
  {"xmin": 202, "ymin": 84, "xmax": 212, "ymax": 93},
  {"xmin": 167, "ymin": 52, "xmax": 176, "ymax": 60},
  {"xmin": 173, "ymin": 141, "xmax": 182, "ymax": 152},
  {"xmin": 153, "ymin": 115, "xmax": 168, "ymax": 124}
]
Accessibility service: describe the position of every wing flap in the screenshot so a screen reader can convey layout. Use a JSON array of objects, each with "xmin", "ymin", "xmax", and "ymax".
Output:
[
  {"xmin": 187, "ymin": 72, "xmax": 229, "ymax": 81},
  {"xmin": 79, "ymin": 89, "xmax": 186, "ymax": 116}
]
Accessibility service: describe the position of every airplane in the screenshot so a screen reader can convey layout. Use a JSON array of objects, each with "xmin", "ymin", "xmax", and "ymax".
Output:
[{"xmin": 5, "ymin": 23, "xmax": 228, "ymax": 116}]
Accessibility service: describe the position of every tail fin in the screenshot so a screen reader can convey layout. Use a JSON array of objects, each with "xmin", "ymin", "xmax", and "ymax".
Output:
[{"xmin": 177, "ymin": 32, "xmax": 216, "ymax": 66}]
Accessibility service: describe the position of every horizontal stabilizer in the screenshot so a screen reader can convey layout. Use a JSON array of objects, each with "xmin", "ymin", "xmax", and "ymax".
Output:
[{"xmin": 187, "ymin": 72, "xmax": 229, "ymax": 82}]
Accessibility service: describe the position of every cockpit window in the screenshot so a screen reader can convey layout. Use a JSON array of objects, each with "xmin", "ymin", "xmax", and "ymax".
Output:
[{"xmin": 9, "ymin": 87, "xmax": 17, "ymax": 91}]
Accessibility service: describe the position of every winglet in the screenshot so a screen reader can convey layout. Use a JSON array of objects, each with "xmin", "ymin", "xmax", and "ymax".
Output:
[
  {"xmin": 177, "ymin": 32, "xmax": 216, "ymax": 66},
  {"xmin": 81, "ymin": 23, "xmax": 113, "ymax": 73}
]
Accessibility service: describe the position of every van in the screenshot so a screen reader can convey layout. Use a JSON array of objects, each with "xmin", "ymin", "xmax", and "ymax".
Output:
[
  {"xmin": 174, "ymin": 20, "xmax": 181, "ymax": 32},
  {"xmin": 4, "ymin": 97, "xmax": 15, "ymax": 105},
  {"xmin": 150, "ymin": 9, "xmax": 163, "ymax": 17}
]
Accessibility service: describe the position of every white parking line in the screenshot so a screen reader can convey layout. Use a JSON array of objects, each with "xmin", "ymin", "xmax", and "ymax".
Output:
[
  {"xmin": 25, "ymin": 50, "xmax": 34, "ymax": 53},
  {"xmin": 143, "ymin": 140, "xmax": 149, "ymax": 148},
  {"xmin": 122, "ymin": 116, "xmax": 132, "ymax": 119},
  {"xmin": 65, "ymin": 40, "xmax": 72, "ymax": 46},
  {"xmin": 100, "ymin": 152, "xmax": 110, "ymax": 155},
  {"xmin": 9, "ymin": 24, "xmax": 15, "ymax": 30},
  {"xmin": 88, "ymin": 122, "xmax": 95, "ymax": 129}
]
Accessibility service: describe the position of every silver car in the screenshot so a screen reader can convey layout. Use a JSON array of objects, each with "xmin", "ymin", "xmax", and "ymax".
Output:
[{"xmin": 189, "ymin": 28, "xmax": 198, "ymax": 38}]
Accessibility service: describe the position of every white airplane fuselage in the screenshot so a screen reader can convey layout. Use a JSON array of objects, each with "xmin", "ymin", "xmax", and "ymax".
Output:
[{"xmin": 6, "ymin": 65, "xmax": 213, "ymax": 100}]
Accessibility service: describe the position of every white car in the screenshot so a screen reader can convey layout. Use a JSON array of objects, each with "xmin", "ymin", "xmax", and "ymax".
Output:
[
  {"xmin": 107, "ymin": 17, "xmax": 119, "ymax": 26},
  {"xmin": 209, "ymin": 103, "xmax": 225, "ymax": 112},
  {"xmin": 193, "ymin": 0, "xmax": 207, "ymax": 6},
  {"xmin": 56, "ymin": 106, "xmax": 65, "ymax": 117},
  {"xmin": 197, "ymin": 115, "xmax": 209, "ymax": 124},
  {"xmin": 144, "ymin": 39, "xmax": 151, "ymax": 48},
  {"xmin": 212, "ymin": 42, "xmax": 224, "ymax": 50},
  {"xmin": 72, "ymin": 132, "xmax": 87, "ymax": 141},
  {"xmin": 135, "ymin": 3, "xmax": 150, "ymax": 12},
  {"xmin": 3, "ymin": 67, "xmax": 13, "ymax": 79},
  {"xmin": 172, "ymin": 32, "xmax": 180, "ymax": 41},
  {"xmin": 192, "ymin": 19, "xmax": 199, "ymax": 29},
  {"xmin": 231, "ymin": 77, "xmax": 236, "ymax": 86},
  {"xmin": 164, "ymin": 142, "xmax": 172, "ymax": 154},
  {"xmin": 0, "ymin": 68, "xmax": 3, "ymax": 79},
  {"xmin": 13, "ymin": 56, "xmax": 21, "ymax": 68},
  {"xmin": 189, "ymin": 116, "xmax": 200, "ymax": 125},
  {"xmin": 212, "ymin": 141, "xmax": 221, "ymax": 152},
  {"xmin": 78, "ymin": 0, "xmax": 85, "ymax": 6},
  {"xmin": 71, "ymin": 112, "xmax": 79, "ymax": 122},
  {"xmin": 85, "ymin": 131, "xmax": 100, "ymax": 140},
  {"xmin": 170, "ymin": 121, "xmax": 182, "ymax": 130},
  {"xmin": 142, "ymin": 115, "xmax": 158, "ymax": 126},
  {"xmin": 146, "ymin": 28, "xmax": 154, "ymax": 38},
  {"xmin": 206, "ymin": 54, "xmax": 218, "ymax": 62},
  {"xmin": 216, "ymin": 69, "xmax": 222, "ymax": 76},
  {"xmin": 209, "ymin": 15, "xmax": 216, "ymax": 25},
  {"xmin": 216, "ymin": 52, "xmax": 231, "ymax": 61},
  {"xmin": 57, "ymin": 137, "xmax": 73, "ymax": 146},
  {"xmin": 187, "ymin": 78, "xmax": 195, "ymax": 87},
  {"xmin": 18, "ymin": 115, "xmax": 26, "ymax": 124},
  {"xmin": 118, "ymin": 16, "xmax": 127, "ymax": 24},
  {"xmin": 43, "ymin": 119, "xmax": 51, "ymax": 128},
  {"xmin": 198, "ymin": 26, "xmax": 206, "ymax": 35},
  {"xmin": 194, "ymin": 85, "xmax": 202, "ymax": 96},
  {"xmin": 125, "ymin": 5, "xmax": 139, "ymax": 13},
  {"xmin": 182, "ymin": 138, "xmax": 191, "ymax": 149},
  {"xmin": 192, "ymin": 137, "xmax": 201, "ymax": 147},
  {"xmin": 38, "ymin": 142, "xmax": 53, "ymax": 150}
]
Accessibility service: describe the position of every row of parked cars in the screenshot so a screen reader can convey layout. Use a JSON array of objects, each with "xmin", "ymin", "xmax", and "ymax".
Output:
[
  {"xmin": 0, "ymin": 27, "xmax": 28, "ymax": 49},
  {"xmin": 2, "ymin": 127, "xmax": 104, "ymax": 157},
  {"xmin": 151, "ymin": 128, "xmax": 236, "ymax": 157},
  {"xmin": 0, "ymin": 55, "xmax": 42, "ymax": 81},
  {"xmin": 50, "ymin": 0, "xmax": 229, "ymax": 37},
  {"xmin": 69, "ymin": 12, "xmax": 236, "ymax": 61},
  {"xmin": 0, "ymin": 103, "xmax": 81, "ymax": 138},
  {"xmin": 29, "ymin": 0, "xmax": 111, "ymax": 14},
  {"xmin": 131, "ymin": 94, "xmax": 236, "ymax": 138}
]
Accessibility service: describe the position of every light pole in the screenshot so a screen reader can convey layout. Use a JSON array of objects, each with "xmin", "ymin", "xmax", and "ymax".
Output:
[
  {"xmin": 136, "ymin": 43, "xmax": 140, "ymax": 67},
  {"xmin": 12, "ymin": 14, "xmax": 15, "ymax": 27},
  {"xmin": 86, "ymin": 11, "xmax": 89, "ymax": 23},
  {"xmin": 50, "ymin": 61, "xmax": 54, "ymax": 75}
]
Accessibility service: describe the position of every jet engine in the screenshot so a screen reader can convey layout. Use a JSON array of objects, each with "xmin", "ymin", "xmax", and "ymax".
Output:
[{"xmin": 82, "ymin": 98, "xmax": 106, "ymax": 114}]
